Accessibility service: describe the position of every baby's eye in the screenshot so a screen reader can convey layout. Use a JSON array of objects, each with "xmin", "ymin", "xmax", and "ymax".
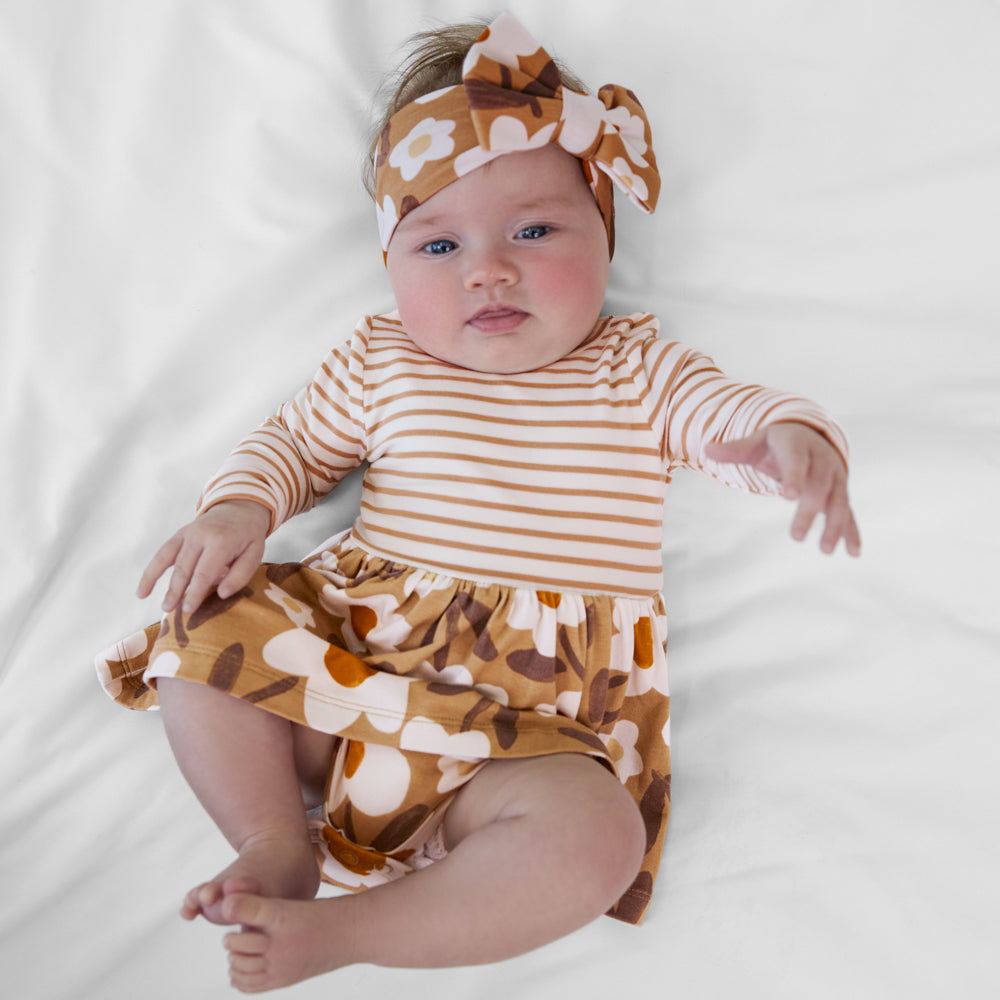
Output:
[
  {"xmin": 516, "ymin": 225, "xmax": 550, "ymax": 240},
  {"xmin": 422, "ymin": 239, "xmax": 457, "ymax": 255}
]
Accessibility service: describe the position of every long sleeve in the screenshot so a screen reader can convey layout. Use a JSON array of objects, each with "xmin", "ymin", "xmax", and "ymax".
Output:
[
  {"xmin": 197, "ymin": 321, "xmax": 370, "ymax": 531},
  {"xmin": 630, "ymin": 332, "xmax": 849, "ymax": 495}
]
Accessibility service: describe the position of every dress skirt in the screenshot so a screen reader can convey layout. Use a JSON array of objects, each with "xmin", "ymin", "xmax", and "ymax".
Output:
[{"xmin": 95, "ymin": 531, "xmax": 671, "ymax": 925}]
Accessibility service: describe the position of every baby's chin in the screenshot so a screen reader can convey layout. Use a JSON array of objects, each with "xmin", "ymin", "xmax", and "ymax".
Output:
[
  {"xmin": 451, "ymin": 353, "xmax": 568, "ymax": 375},
  {"xmin": 452, "ymin": 331, "xmax": 599, "ymax": 374}
]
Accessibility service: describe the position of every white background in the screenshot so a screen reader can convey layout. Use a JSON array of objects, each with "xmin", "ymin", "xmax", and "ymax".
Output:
[{"xmin": 1, "ymin": 2, "xmax": 997, "ymax": 997}]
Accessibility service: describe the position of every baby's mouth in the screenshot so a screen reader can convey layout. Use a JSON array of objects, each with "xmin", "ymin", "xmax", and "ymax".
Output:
[{"xmin": 467, "ymin": 306, "xmax": 529, "ymax": 333}]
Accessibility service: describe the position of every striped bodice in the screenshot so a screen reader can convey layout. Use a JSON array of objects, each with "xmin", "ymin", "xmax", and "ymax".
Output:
[{"xmin": 199, "ymin": 312, "xmax": 846, "ymax": 597}]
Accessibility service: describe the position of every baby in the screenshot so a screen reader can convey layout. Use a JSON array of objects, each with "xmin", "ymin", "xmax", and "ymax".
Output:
[{"xmin": 97, "ymin": 12, "xmax": 860, "ymax": 993}]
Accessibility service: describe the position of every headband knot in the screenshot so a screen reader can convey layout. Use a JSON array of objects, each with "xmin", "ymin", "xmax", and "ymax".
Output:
[{"xmin": 375, "ymin": 12, "xmax": 660, "ymax": 253}]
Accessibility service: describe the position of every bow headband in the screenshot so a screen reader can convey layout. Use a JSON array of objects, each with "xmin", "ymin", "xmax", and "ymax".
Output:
[{"xmin": 374, "ymin": 12, "xmax": 660, "ymax": 255}]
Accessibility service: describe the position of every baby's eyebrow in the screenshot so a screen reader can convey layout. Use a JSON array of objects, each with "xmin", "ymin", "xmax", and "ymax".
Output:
[
  {"xmin": 509, "ymin": 195, "xmax": 578, "ymax": 212},
  {"xmin": 399, "ymin": 196, "xmax": 578, "ymax": 235},
  {"xmin": 400, "ymin": 213, "xmax": 449, "ymax": 232}
]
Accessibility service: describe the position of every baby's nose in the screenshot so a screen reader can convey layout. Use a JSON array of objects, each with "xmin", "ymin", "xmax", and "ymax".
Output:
[{"xmin": 463, "ymin": 248, "xmax": 519, "ymax": 290}]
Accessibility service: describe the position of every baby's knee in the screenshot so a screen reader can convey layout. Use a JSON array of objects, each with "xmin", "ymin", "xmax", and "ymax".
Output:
[
  {"xmin": 557, "ymin": 763, "xmax": 646, "ymax": 905},
  {"xmin": 448, "ymin": 753, "xmax": 646, "ymax": 905},
  {"xmin": 585, "ymin": 782, "xmax": 646, "ymax": 896}
]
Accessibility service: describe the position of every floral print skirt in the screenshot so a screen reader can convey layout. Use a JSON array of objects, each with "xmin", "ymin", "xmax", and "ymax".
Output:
[{"xmin": 95, "ymin": 532, "xmax": 671, "ymax": 925}]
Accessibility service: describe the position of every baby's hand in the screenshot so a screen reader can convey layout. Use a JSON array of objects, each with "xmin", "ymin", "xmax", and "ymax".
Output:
[
  {"xmin": 136, "ymin": 499, "xmax": 271, "ymax": 613},
  {"xmin": 704, "ymin": 423, "xmax": 861, "ymax": 557}
]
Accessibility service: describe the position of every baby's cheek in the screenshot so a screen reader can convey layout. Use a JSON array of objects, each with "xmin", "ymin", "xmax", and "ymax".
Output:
[{"xmin": 547, "ymin": 256, "xmax": 607, "ymax": 316}]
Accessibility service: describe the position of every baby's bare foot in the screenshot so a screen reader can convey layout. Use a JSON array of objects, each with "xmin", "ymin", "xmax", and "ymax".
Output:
[
  {"xmin": 222, "ymin": 893, "xmax": 356, "ymax": 993},
  {"xmin": 182, "ymin": 830, "xmax": 320, "ymax": 925},
  {"xmin": 182, "ymin": 875, "xmax": 264, "ymax": 924}
]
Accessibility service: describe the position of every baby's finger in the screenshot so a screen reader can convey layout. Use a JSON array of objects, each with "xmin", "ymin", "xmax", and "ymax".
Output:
[
  {"xmin": 161, "ymin": 547, "xmax": 202, "ymax": 613},
  {"xmin": 845, "ymin": 508, "xmax": 862, "ymax": 557},
  {"xmin": 790, "ymin": 497, "xmax": 818, "ymax": 543},
  {"xmin": 818, "ymin": 500, "xmax": 848, "ymax": 554},
  {"xmin": 789, "ymin": 468, "xmax": 833, "ymax": 543},
  {"xmin": 217, "ymin": 543, "xmax": 263, "ymax": 601},
  {"xmin": 137, "ymin": 536, "xmax": 183, "ymax": 599},
  {"xmin": 176, "ymin": 554, "xmax": 231, "ymax": 614},
  {"xmin": 817, "ymin": 479, "xmax": 856, "ymax": 554},
  {"xmin": 778, "ymin": 448, "xmax": 808, "ymax": 502}
]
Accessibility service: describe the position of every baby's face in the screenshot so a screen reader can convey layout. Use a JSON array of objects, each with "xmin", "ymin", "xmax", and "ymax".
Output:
[{"xmin": 386, "ymin": 145, "xmax": 610, "ymax": 374}]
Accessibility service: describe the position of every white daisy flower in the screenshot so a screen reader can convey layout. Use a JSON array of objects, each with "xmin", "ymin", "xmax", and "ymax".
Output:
[
  {"xmin": 454, "ymin": 117, "xmax": 556, "ymax": 177},
  {"xmin": 603, "ymin": 105, "xmax": 650, "ymax": 163},
  {"xmin": 609, "ymin": 156, "xmax": 649, "ymax": 204},
  {"xmin": 376, "ymin": 193, "xmax": 398, "ymax": 249},
  {"xmin": 264, "ymin": 583, "xmax": 315, "ymax": 629},
  {"xmin": 601, "ymin": 719, "xmax": 644, "ymax": 782},
  {"xmin": 388, "ymin": 116, "xmax": 456, "ymax": 181}
]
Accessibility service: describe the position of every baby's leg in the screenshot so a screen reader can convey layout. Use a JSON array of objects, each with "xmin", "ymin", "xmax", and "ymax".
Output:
[
  {"xmin": 221, "ymin": 753, "xmax": 646, "ymax": 991},
  {"xmin": 157, "ymin": 678, "xmax": 333, "ymax": 923}
]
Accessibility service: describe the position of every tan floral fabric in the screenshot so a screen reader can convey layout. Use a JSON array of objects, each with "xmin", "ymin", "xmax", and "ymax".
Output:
[
  {"xmin": 374, "ymin": 12, "xmax": 660, "ymax": 254},
  {"xmin": 96, "ymin": 533, "xmax": 671, "ymax": 925}
]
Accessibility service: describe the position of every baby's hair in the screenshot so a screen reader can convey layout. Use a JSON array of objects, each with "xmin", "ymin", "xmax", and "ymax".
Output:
[{"xmin": 362, "ymin": 18, "xmax": 590, "ymax": 199}]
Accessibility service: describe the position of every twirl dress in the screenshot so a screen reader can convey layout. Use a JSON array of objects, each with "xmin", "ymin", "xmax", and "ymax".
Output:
[{"xmin": 96, "ymin": 312, "xmax": 847, "ymax": 925}]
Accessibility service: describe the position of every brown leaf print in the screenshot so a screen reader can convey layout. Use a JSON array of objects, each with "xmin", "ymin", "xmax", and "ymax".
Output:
[
  {"xmin": 638, "ymin": 770, "xmax": 671, "ymax": 853},
  {"xmin": 375, "ymin": 122, "xmax": 391, "ymax": 169},
  {"xmin": 471, "ymin": 623, "xmax": 499, "ymax": 663},
  {"xmin": 265, "ymin": 563, "xmax": 302, "ymax": 586},
  {"xmin": 427, "ymin": 593, "xmax": 499, "ymax": 668},
  {"xmin": 583, "ymin": 600, "xmax": 598, "ymax": 648},
  {"xmin": 187, "ymin": 586, "xmax": 253, "ymax": 632},
  {"xmin": 459, "ymin": 693, "xmax": 495, "ymax": 732},
  {"xmin": 129, "ymin": 682, "xmax": 151, "ymax": 703},
  {"xmin": 556, "ymin": 726, "xmax": 607, "ymax": 755},
  {"xmin": 371, "ymin": 804, "xmax": 430, "ymax": 853},
  {"xmin": 506, "ymin": 647, "xmax": 556, "ymax": 682},
  {"xmin": 559, "ymin": 627, "xmax": 586, "ymax": 680},
  {"xmin": 492, "ymin": 704, "xmax": 519, "ymax": 750},
  {"xmin": 600, "ymin": 706, "xmax": 623, "ymax": 729},
  {"xmin": 607, "ymin": 870, "xmax": 654, "ymax": 924},
  {"xmin": 586, "ymin": 668, "xmax": 609, "ymax": 727},
  {"xmin": 170, "ymin": 606, "xmax": 187, "ymax": 648},
  {"xmin": 518, "ymin": 55, "xmax": 560, "ymax": 97},
  {"xmin": 465, "ymin": 78, "xmax": 543, "ymax": 117},
  {"xmin": 244, "ymin": 675, "xmax": 300, "ymax": 705},
  {"xmin": 341, "ymin": 800, "xmax": 358, "ymax": 842},
  {"xmin": 207, "ymin": 643, "xmax": 244, "ymax": 692},
  {"xmin": 601, "ymin": 675, "xmax": 630, "ymax": 727},
  {"xmin": 426, "ymin": 681, "xmax": 473, "ymax": 698},
  {"xmin": 399, "ymin": 194, "xmax": 421, "ymax": 220}
]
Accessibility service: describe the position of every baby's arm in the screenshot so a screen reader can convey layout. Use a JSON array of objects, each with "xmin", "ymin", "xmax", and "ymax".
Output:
[
  {"xmin": 136, "ymin": 499, "xmax": 271, "ymax": 613},
  {"xmin": 136, "ymin": 328, "xmax": 369, "ymax": 614},
  {"xmin": 704, "ymin": 423, "xmax": 861, "ymax": 556}
]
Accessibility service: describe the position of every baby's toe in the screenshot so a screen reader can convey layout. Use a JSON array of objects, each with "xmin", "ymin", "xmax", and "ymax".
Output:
[
  {"xmin": 221, "ymin": 876, "xmax": 265, "ymax": 898},
  {"xmin": 221, "ymin": 891, "xmax": 266, "ymax": 927},
  {"xmin": 181, "ymin": 882, "xmax": 218, "ymax": 920}
]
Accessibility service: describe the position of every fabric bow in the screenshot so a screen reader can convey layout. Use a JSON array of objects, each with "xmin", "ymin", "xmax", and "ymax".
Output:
[
  {"xmin": 373, "ymin": 12, "xmax": 660, "ymax": 253},
  {"xmin": 461, "ymin": 12, "xmax": 659, "ymax": 217}
]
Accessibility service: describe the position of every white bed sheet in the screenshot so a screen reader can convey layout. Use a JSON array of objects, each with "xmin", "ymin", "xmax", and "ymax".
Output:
[{"xmin": 2, "ymin": 1, "xmax": 997, "ymax": 997}]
